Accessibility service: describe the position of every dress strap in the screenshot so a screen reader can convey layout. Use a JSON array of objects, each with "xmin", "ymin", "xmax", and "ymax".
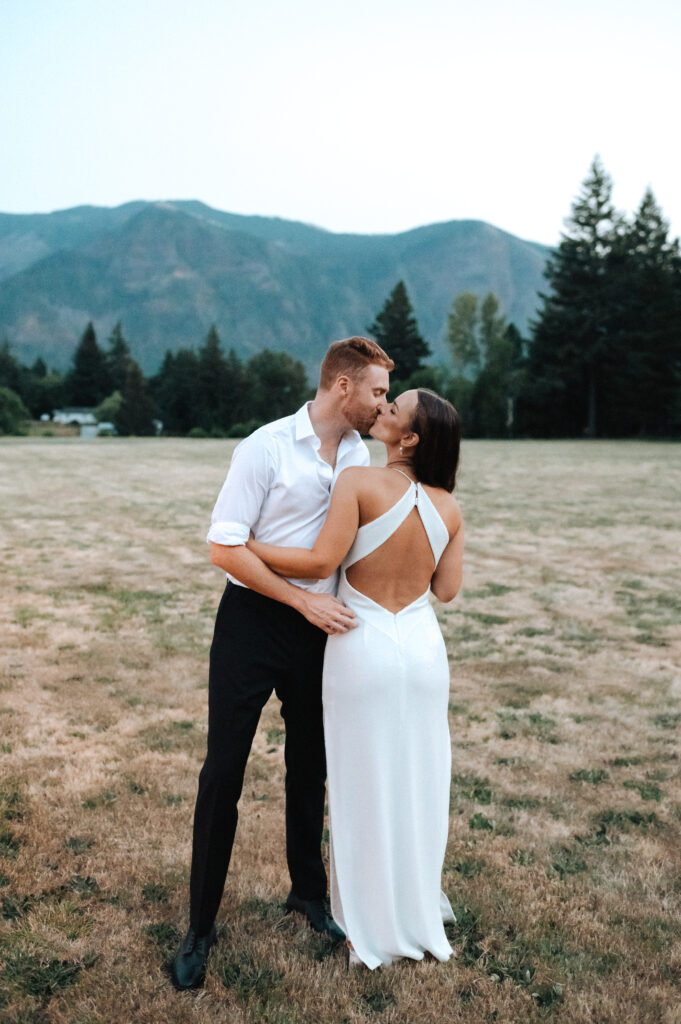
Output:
[
  {"xmin": 389, "ymin": 468, "xmax": 450, "ymax": 563},
  {"xmin": 343, "ymin": 480, "xmax": 416, "ymax": 569},
  {"xmin": 343, "ymin": 471, "xmax": 451, "ymax": 571},
  {"xmin": 414, "ymin": 484, "xmax": 450, "ymax": 564}
]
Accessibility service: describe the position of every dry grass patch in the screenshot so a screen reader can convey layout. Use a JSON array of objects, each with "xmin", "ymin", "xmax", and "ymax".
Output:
[{"xmin": 1, "ymin": 437, "xmax": 680, "ymax": 1023}]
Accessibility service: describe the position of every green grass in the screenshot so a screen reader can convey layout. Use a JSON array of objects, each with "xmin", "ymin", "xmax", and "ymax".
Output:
[
  {"xmin": 0, "ymin": 950, "xmax": 95, "ymax": 1000},
  {"xmin": 622, "ymin": 779, "xmax": 664, "ymax": 801},
  {"xmin": 445, "ymin": 858, "xmax": 487, "ymax": 878},
  {"xmin": 452, "ymin": 772, "xmax": 494, "ymax": 804},
  {"xmin": 142, "ymin": 882, "xmax": 169, "ymax": 904},
  {"xmin": 138, "ymin": 720, "xmax": 198, "ymax": 753},
  {"xmin": 469, "ymin": 812, "xmax": 494, "ymax": 832},
  {"xmin": 569, "ymin": 769, "xmax": 609, "ymax": 785},
  {"xmin": 652, "ymin": 712, "xmax": 681, "ymax": 730},
  {"xmin": 497, "ymin": 710, "xmax": 560, "ymax": 744}
]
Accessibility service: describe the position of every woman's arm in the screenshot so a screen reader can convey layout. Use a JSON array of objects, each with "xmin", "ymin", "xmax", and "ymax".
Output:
[
  {"xmin": 246, "ymin": 468, "xmax": 362, "ymax": 579},
  {"xmin": 430, "ymin": 509, "xmax": 464, "ymax": 603}
]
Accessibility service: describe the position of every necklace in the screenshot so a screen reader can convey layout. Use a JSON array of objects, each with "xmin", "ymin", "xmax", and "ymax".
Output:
[{"xmin": 386, "ymin": 460, "xmax": 417, "ymax": 481}]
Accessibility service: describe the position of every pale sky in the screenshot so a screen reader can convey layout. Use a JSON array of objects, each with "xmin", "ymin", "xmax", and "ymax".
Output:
[{"xmin": 2, "ymin": 0, "xmax": 680, "ymax": 246}]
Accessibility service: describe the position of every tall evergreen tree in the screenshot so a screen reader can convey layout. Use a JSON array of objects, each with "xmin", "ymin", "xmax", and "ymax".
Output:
[
  {"xmin": 151, "ymin": 348, "xmax": 200, "ymax": 434},
  {"xmin": 106, "ymin": 322, "xmax": 132, "ymax": 393},
  {"xmin": 368, "ymin": 281, "xmax": 430, "ymax": 382},
  {"xmin": 604, "ymin": 189, "xmax": 681, "ymax": 435},
  {"xmin": 479, "ymin": 294, "xmax": 507, "ymax": 363},
  {"xmin": 66, "ymin": 322, "xmax": 111, "ymax": 406},
  {"xmin": 114, "ymin": 359, "xmax": 156, "ymax": 436},
  {"xmin": 0, "ymin": 339, "xmax": 23, "ymax": 395},
  {"xmin": 527, "ymin": 157, "xmax": 621, "ymax": 436},
  {"xmin": 196, "ymin": 325, "xmax": 228, "ymax": 431},
  {"xmin": 503, "ymin": 323, "xmax": 528, "ymax": 437},
  {"xmin": 223, "ymin": 347, "xmax": 249, "ymax": 426}
]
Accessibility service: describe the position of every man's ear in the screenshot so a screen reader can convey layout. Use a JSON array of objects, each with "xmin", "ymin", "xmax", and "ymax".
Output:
[{"xmin": 336, "ymin": 374, "xmax": 352, "ymax": 397}]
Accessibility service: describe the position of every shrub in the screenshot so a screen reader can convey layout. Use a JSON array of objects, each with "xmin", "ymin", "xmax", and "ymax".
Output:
[
  {"xmin": 226, "ymin": 419, "xmax": 264, "ymax": 438},
  {"xmin": 0, "ymin": 386, "xmax": 29, "ymax": 435}
]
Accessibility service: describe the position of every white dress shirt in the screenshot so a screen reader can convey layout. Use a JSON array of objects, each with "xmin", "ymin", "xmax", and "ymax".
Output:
[{"xmin": 207, "ymin": 403, "xmax": 370, "ymax": 593}]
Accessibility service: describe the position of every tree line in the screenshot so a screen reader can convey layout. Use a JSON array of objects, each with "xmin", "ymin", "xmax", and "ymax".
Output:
[
  {"xmin": 1, "ymin": 156, "xmax": 679, "ymax": 438},
  {"xmin": 440, "ymin": 157, "xmax": 680, "ymax": 438},
  {"xmin": 0, "ymin": 324, "xmax": 311, "ymax": 437}
]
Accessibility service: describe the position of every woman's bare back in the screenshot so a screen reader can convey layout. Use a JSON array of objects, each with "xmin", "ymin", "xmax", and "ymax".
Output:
[{"xmin": 346, "ymin": 467, "xmax": 461, "ymax": 614}]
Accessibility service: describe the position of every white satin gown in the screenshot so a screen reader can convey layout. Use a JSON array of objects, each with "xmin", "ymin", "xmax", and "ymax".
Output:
[{"xmin": 323, "ymin": 474, "xmax": 455, "ymax": 969}]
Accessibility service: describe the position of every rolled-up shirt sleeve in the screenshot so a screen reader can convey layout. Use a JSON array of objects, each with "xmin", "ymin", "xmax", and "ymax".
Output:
[{"xmin": 206, "ymin": 431, "xmax": 277, "ymax": 546}]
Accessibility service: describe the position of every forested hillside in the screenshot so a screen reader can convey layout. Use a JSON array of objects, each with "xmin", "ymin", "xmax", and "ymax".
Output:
[{"xmin": 0, "ymin": 202, "xmax": 548, "ymax": 372}]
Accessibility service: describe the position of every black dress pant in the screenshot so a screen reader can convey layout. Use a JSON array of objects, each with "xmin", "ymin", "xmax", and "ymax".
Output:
[{"xmin": 189, "ymin": 582, "xmax": 328, "ymax": 936}]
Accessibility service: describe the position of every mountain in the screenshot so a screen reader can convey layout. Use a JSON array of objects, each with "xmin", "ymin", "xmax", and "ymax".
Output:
[{"xmin": 0, "ymin": 201, "xmax": 550, "ymax": 373}]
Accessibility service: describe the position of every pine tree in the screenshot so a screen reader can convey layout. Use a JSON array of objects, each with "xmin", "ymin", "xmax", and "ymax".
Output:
[
  {"xmin": 66, "ymin": 322, "xmax": 111, "ymax": 406},
  {"xmin": 503, "ymin": 323, "xmax": 528, "ymax": 437},
  {"xmin": 151, "ymin": 349, "xmax": 200, "ymax": 434},
  {"xmin": 0, "ymin": 339, "xmax": 24, "ymax": 395},
  {"xmin": 196, "ymin": 325, "xmax": 228, "ymax": 431},
  {"xmin": 114, "ymin": 359, "xmax": 155, "ymax": 436},
  {"xmin": 106, "ymin": 322, "xmax": 132, "ymax": 393},
  {"xmin": 479, "ymin": 294, "xmax": 507, "ymax": 363},
  {"xmin": 527, "ymin": 157, "xmax": 621, "ymax": 436},
  {"xmin": 224, "ymin": 347, "xmax": 249, "ymax": 427},
  {"xmin": 368, "ymin": 281, "xmax": 430, "ymax": 383},
  {"xmin": 604, "ymin": 189, "xmax": 681, "ymax": 435}
]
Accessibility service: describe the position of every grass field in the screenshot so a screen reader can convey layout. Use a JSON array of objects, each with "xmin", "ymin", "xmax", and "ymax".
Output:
[{"xmin": 1, "ymin": 437, "xmax": 680, "ymax": 1024}]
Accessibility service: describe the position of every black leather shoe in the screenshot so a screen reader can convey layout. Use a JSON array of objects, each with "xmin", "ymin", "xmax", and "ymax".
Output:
[
  {"xmin": 171, "ymin": 925, "xmax": 216, "ymax": 990},
  {"xmin": 285, "ymin": 889, "xmax": 345, "ymax": 943}
]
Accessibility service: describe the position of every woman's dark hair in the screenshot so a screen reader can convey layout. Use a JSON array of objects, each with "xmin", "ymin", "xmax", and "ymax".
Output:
[{"xmin": 410, "ymin": 389, "xmax": 461, "ymax": 491}]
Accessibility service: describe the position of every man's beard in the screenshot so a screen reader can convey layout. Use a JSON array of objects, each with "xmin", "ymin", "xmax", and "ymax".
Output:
[{"xmin": 348, "ymin": 404, "xmax": 378, "ymax": 435}]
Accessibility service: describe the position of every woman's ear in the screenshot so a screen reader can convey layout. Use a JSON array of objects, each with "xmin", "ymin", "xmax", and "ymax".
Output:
[{"xmin": 401, "ymin": 431, "xmax": 419, "ymax": 452}]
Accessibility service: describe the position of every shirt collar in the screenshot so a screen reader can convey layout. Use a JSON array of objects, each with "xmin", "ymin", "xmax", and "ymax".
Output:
[
  {"xmin": 294, "ymin": 402, "xmax": 364, "ymax": 451},
  {"xmin": 294, "ymin": 402, "xmax": 317, "ymax": 442}
]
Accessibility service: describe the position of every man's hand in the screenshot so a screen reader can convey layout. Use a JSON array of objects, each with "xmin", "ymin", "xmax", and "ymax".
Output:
[
  {"xmin": 296, "ymin": 592, "xmax": 358, "ymax": 635},
  {"xmin": 209, "ymin": 543, "xmax": 357, "ymax": 634}
]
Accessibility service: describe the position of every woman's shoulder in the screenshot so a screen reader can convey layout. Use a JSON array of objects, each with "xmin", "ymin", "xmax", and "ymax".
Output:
[
  {"xmin": 337, "ymin": 466, "xmax": 405, "ymax": 501},
  {"xmin": 337, "ymin": 465, "xmax": 392, "ymax": 485},
  {"xmin": 336, "ymin": 464, "xmax": 376, "ymax": 484}
]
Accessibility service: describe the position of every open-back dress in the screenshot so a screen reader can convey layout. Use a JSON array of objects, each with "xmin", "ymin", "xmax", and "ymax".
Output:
[{"xmin": 322, "ymin": 472, "xmax": 455, "ymax": 969}]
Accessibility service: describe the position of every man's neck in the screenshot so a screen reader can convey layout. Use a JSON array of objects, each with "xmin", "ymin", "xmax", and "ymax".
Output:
[{"xmin": 307, "ymin": 391, "xmax": 351, "ymax": 446}]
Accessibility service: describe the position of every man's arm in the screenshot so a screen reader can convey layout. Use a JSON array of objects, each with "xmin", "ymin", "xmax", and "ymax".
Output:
[
  {"xmin": 246, "ymin": 468, "xmax": 361, "ymax": 578},
  {"xmin": 208, "ymin": 433, "xmax": 356, "ymax": 635},
  {"xmin": 210, "ymin": 544, "xmax": 357, "ymax": 634}
]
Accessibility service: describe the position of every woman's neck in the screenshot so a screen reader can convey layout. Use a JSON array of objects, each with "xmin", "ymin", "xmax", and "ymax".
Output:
[{"xmin": 385, "ymin": 456, "xmax": 416, "ymax": 479}]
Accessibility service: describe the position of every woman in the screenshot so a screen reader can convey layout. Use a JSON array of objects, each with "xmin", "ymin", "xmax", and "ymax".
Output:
[{"xmin": 247, "ymin": 388, "xmax": 463, "ymax": 969}]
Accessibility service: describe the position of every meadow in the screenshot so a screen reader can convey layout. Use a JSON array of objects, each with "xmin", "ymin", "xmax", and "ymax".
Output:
[{"xmin": 0, "ymin": 436, "xmax": 680, "ymax": 1024}]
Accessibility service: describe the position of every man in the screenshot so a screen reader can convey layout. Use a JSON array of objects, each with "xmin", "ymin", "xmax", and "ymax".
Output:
[{"xmin": 172, "ymin": 336, "xmax": 393, "ymax": 990}]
